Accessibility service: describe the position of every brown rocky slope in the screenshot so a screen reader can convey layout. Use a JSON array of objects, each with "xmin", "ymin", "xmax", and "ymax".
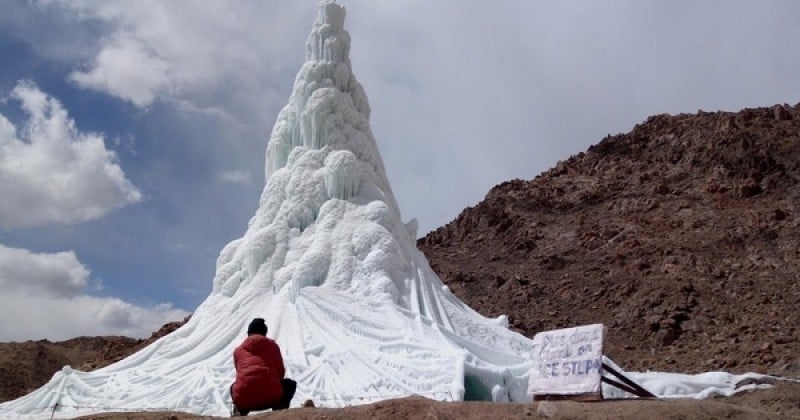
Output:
[
  {"xmin": 0, "ymin": 317, "xmax": 189, "ymax": 402},
  {"xmin": 420, "ymin": 102, "xmax": 800, "ymax": 376}
]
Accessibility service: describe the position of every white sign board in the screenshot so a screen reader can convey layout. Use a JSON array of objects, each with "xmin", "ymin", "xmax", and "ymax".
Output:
[{"xmin": 528, "ymin": 323, "xmax": 605, "ymax": 397}]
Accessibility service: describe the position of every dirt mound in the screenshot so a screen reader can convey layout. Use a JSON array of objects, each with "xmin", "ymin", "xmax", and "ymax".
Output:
[
  {"xmin": 0, "ymin": 336, "xmax": 138, "ymax": 402},
  {"xmin": 74, "ymin": 382, "xmax": 800, "ymax": 419},
  {"xmin": 419, "ymin": 103, "xmax": 800, "ymax": 375},
  {"xmin": 0, "ymin": 315, "xmax": 190, "ymax": 402}
]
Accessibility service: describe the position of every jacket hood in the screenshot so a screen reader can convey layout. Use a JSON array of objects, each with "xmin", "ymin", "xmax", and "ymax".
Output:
[{"xmin": 242, "ymin": 334, "xmax": 271, "ymax": 352}]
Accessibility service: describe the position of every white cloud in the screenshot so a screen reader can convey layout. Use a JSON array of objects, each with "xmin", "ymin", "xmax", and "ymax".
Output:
[
  {"xmin": 220, "ymin": 170, "xmax": 251, "ymax": 185},
  {"xmin": 0, "ymin": 244, "xmax": 89, "ymax": 298},
  {"xmin": 44, "ymin": 0, "xmax": 315, "ymax": 115},
  {"xmin": 0, "ymin": 293, "xmax": 190, "ymax": 341},
  {"xmin": 0, "ymin": 80, "xmax": 141, "ymax": 229},
  {"xmin": 0, "ymin": 244, "xmax": 189, "ymax": 341},
  {"xmin": 70, "ymin": 33, "xmax": 171, "ymax": 108}
]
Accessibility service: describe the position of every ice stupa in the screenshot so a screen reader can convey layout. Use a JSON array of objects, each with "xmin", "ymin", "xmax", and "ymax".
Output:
[
  {"xmin": 0, "ymin": 3, "xmax": 776, "ymax": 418},
  {"xmin": 0, "ymin": 3, "xmax": 532, "ymax": 417}
]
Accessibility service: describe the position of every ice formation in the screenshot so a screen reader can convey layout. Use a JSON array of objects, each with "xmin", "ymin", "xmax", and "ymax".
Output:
[{"xmin": 0, "ymin": 3, "xmax": 776, "ymax": 418}]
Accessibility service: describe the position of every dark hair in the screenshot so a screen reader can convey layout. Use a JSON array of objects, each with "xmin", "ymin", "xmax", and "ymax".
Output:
[{"xmin": 247, "ymin": 318, "xmax": 268, "ymax": 336}]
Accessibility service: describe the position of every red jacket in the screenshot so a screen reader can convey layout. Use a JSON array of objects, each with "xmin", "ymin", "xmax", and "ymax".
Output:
[{"xmin": 231, "ymin": 335, "xmax": 286, "ymax": 409}]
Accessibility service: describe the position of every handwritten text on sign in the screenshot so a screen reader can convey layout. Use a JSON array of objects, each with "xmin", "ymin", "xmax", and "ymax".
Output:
[{"xmin": 528, "ymin": 323, "xmax": 605, "ymax": 397}]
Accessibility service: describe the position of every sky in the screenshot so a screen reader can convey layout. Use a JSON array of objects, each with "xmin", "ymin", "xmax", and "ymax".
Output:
[{"xmin": 0, "ymin": 1, "xmax": 798, "ymax": 342}]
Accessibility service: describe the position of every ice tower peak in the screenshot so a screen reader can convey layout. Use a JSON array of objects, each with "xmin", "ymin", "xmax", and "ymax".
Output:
[
  {"xmin": 307, "ymin": 2, "xmax": 348, "ymax": 64},
  {"xmin": 266, "ymin": 2, "xmax": 372, "ymax": 178},
  {"xmin": 223, "ymin": 0, "xmax": 398, "ymax": 301}
]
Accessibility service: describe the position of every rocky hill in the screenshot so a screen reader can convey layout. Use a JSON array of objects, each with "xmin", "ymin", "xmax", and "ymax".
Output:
[
  {"xmin": 419, "ymin": 103, "xmax": 800, "ymax": 375},
  {"xmin": 0, "ymin": 317, "xmax": 188, "ymax": 402},
  {"xmin": 2, "ymin": 103, "xmax": 799, "ymax": 405}
]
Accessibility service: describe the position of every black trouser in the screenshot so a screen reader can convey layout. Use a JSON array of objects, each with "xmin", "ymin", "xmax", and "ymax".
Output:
[
  {"xmin": 271, "ymin": 378, "xmax": 297, "ymax": 410},
  {"xmin": 232, "ymin": 378, "xmax": 297, "ymax": 415}
]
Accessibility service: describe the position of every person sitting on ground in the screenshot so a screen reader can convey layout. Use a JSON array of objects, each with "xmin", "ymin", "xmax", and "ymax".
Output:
[{"xmin": 231, "ymin": 318, "xmax": 296, "ymax": 416}]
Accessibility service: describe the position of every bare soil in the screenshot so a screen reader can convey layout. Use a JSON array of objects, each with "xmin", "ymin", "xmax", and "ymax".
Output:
[{"xmin": 75, "ymin": 382, "xmax": 800, "ymax": 419}]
